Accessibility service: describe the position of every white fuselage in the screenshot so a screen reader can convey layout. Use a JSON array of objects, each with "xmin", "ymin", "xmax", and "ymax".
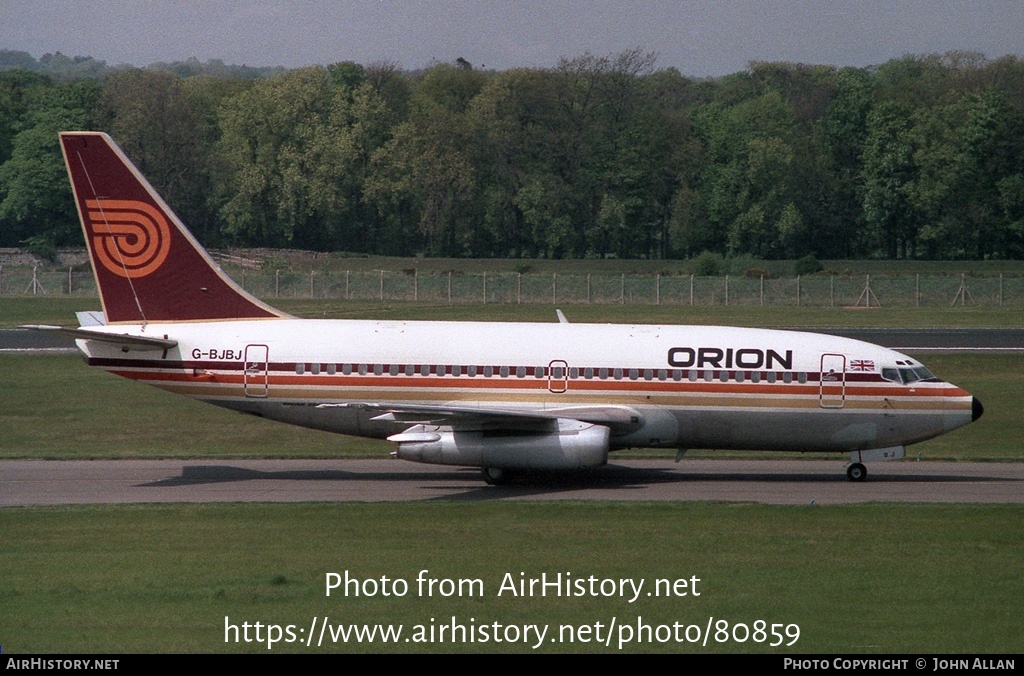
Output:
[{"xmin": 77, "ymin": 319, "xmax": 975, "ymax": 455}]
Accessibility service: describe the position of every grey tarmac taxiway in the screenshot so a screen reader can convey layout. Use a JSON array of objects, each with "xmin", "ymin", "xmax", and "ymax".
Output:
[{"xmin": 1, "ymin": 459, "xmax": 1021, "ymax": 506}]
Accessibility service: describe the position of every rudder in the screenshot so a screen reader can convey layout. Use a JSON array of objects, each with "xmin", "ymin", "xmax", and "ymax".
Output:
[{"xmin": 60, "ymin": 132, "xmax": 287, "ymax": 324}]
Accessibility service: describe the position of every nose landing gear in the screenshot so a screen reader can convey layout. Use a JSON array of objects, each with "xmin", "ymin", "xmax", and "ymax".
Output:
[{"xmin": 846, "ymin": 462, "xmax": 867, "ymax": 482}]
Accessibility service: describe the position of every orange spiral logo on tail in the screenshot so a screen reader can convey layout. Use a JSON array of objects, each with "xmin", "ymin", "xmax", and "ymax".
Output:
[{"xmin": 85, "ymin": 199, "xmax": 172, "ymax": 278}]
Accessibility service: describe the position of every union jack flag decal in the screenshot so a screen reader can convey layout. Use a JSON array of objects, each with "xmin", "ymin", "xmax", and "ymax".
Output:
[{"xmin": 849, "ymin": 360, "xmax": 876, "ymax": 372}]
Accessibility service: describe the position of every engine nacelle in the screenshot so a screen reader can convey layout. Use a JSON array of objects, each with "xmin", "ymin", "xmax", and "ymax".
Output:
[{"xmin": 389, "ymin": 419, "xmax": 610, "ymax": 470}]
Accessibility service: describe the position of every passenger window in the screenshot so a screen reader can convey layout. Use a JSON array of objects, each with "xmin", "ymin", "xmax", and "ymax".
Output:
[
  {"xmin": 327, "ymin": 364, "xmax": 337, "ymax": 375},
  {"xmin": 452, "ymin": 365, "xmax": 462, "ymax": 377},
  {"xmin": 798, "ymin": 372, "xmax": 807, "ymax": 384},
  {"xmin": 500, "ymin": 366, "xmax": 509, "ymax": 378},
  {"xmin": 584, "ymin": 368, "xmax": 594, "ymax": 379},
  {"xmin": 783, "ymin": 372, "xmax": 792, "ymax": 384},
  {"xmin": 485, "ymin": 366, "xmax": 494, "ymax": 377}
]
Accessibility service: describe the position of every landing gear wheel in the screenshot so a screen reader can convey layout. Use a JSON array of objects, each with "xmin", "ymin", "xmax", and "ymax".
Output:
[
  {"xmin": 847, "ymin": 463, "xmax": 867, "ymax": 482},
  {"xmin": 482, "ymin": 467, "xmax": 509, "ymax": 485}
]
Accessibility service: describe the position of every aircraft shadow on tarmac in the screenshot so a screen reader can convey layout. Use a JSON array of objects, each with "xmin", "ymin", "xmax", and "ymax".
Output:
[{"xmin": 138, "ymin": 462, "xmax": 1020, "ymax": 502}]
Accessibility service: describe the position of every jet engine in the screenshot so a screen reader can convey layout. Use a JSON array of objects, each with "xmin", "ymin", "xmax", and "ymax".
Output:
[{"xmin": 389, "ymin": 419, "xmax": 610, "ymax": 470}]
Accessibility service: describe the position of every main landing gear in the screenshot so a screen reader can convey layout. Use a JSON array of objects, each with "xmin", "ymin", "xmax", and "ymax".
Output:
[
  {"xmin": 846, "ymin": 462, "xmax": 867, "ymax": 482},
  {"xmin": 482, "ymin": 467, "xmax": 511, "ymax": 485}
]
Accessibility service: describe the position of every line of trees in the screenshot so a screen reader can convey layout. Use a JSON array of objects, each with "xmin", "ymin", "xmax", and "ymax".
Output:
[{"xmin": 2, "ymin": 49, "xmax": 1024, "ymax": 260}]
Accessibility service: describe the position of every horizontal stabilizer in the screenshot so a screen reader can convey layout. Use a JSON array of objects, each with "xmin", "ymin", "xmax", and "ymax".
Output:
[
  {"xmin": 76, "ymin": 311, "xmax": 106, "ymax": 327},
  {"xmin": 21, "ymin": 325, "xmax": 177, "ymax": 351}
]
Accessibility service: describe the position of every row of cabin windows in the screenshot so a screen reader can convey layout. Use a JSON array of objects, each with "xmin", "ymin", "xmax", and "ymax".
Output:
[{"xmin": 292, "ymin": 362, "xmax": 811, "ymax": 384}]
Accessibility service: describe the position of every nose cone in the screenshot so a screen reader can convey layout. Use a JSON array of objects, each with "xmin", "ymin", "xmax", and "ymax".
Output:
[{"xmin": 972, "ymin": 396, "xmax": 984, "ymax": 422}]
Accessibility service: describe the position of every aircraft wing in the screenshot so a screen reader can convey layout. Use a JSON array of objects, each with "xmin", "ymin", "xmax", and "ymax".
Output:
[
  {"xmin": 21, "ymin": 325, "xmax": 177, "ymax": 351},
  {"xmin": 317, "ymin": 401, "xmax": 641, "ymax": 431}
]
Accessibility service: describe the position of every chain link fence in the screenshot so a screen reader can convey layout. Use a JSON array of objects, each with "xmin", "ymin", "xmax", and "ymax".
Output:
[{"xmin": 3, "ymin": 264, "xmax": 1023, "ymax": 307}]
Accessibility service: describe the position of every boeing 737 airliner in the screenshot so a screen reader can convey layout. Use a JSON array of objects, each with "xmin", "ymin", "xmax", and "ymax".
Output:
[{"xmin": 32, "ymin": 132, "xmax": 983, "ymax": 484}]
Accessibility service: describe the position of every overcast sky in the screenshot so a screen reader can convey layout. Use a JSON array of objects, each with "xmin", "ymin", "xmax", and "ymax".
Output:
[{"xmin": 3, "ymin": 0, "xmax": 1023, "ymax": 77}]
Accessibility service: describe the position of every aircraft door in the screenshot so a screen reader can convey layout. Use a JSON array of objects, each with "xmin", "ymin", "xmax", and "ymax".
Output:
[
  {"xmin": 244, "ymin": 344, "xmax": 269, "ymax": 398},
  {"xmin": 819, "ymin": 353, "xmax": 846, "ymax": 408},
  {"xmin": 548, "ymin": 360, "xmax": 568, "ymax": 393}
]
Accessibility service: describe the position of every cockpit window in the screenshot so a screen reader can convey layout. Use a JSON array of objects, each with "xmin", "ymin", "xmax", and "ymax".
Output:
[{"xmin": 882, "ymin": 365, "xmax": 938, "ymax": 384}]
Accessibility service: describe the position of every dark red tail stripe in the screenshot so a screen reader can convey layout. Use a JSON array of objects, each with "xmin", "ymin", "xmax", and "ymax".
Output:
[{"xmin": 61, "ymin": 132, "xmax": 283, "ymax": 323}]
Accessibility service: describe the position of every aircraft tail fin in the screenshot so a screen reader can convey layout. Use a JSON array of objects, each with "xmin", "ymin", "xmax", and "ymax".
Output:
[{"xmin": 59, "ymin": 132, "xmax": 288, "ymax": 324}]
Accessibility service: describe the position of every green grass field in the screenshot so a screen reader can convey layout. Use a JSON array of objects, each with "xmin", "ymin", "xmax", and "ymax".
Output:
[
  {"xmin": 3, "ymin": 294, "xmax": 1024, "ymax": 328},
  {"xmin": 1, "ymin": 297, "xmax": 1021, "ymax": 654},
  {"xmin": 1, "ymin": 502, "xmax": 1021, "ymax": 653}
]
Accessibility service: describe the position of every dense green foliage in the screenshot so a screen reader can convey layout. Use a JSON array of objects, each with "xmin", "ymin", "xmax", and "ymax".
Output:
[{"xmin": 2, "ymin": 49, "xmax": 1024, "ymax": 260}]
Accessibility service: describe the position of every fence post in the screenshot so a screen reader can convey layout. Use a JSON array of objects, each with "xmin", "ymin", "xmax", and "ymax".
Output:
[
  {"xmin": 310, "ymin": 270, "xmax": 314, "ymax": 298},
  {"xmin": 587, "ymin": 273, "xmax": 591, "ymax": 304},
  {"xmin": 796, "ymin": 275, "xmax": 801, "ymax": 307},
  {"xmin": 620, "ymin": 274, "xmax": 625, "ymax": 305},
  {"xmin": 482, "ymin": 272, "xmax": 486, "ymax": 304},
  {"xmin": 656, "ymin": 273, "xmax": 661, "ymax": 305},
  {"xmin": 517, "ymin": 272, "xmax": 521, "ymax": 304},
  {"xmin": 68, "ymin": 266, "xmax": 73, "ymax": 295},
  {"xmin": 760, "ymin": 274, "xmax": 764, "ymax": 306},
  {"xmin": 448, "ymin": 271, "xmax": 452, "ymax": 304},
  {"xmin": 916, "ymin": 274, "xmax": 920, "ymax": 307},
  {"xmin": 345, "ymin": 271, "xmax": 350, "ymax": 300},
  {"xmin": 724, "ymin": 275, "xmax": 729, "ymax": 306},
  {"xmin": 830, "ymin": 275, "xmax": 834, "ymax": 308},
  {"xmin": 275, "ymin": 269, "xmax": 280, "ymax": 298},
  {"xmin": 690, "ymin": 274, "xmax": 694, "ymax": 306},
  {"xmin": 414, "ymin": 270, "xmax": 418, "ymax": 302},
  {"xmin": 552, "ymin": 273, "xmax": 557, "ymax": 304}
]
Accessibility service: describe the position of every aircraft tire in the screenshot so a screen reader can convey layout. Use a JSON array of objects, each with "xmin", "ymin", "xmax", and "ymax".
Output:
[
  {"xmin": 482, "ymin": 467, "xmax": 510, "ymax": 485},
  {"xmin": 846, "ymin": 463, "xmax": 867, "ymax": 482}
]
